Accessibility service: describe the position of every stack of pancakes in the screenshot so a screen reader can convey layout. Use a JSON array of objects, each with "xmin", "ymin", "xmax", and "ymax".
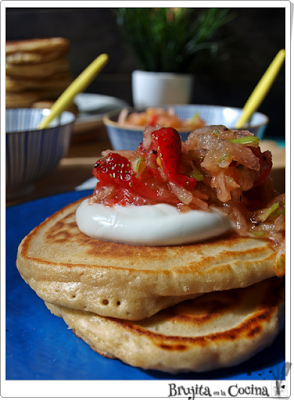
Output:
[
  {"xmin": 16, "ymin": 196, "xmax": 285, "ymax": 374},
  {"xmin": 6, "ymin": 37, "xmax": 73, "ymax": 108}
]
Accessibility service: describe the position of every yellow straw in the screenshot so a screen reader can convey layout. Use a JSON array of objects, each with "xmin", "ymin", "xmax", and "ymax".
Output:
[
  {"xmin": 235, "ymin": 49, "xmax": 285, "ymax": 129},
  {"xmin": 38, "ymin": 53, "xmax": 109, "ymax": 129}
]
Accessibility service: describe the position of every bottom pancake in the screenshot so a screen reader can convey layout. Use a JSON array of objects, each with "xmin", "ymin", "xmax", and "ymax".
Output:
[{"xmin": 45, "ymin": 277, "xmax": 284, "ymax": 374}]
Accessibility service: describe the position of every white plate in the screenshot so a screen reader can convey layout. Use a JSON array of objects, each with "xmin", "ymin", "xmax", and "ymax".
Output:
[{"xmin": 73, "ymin": 94, "xmax": 129, "ymax": 134}]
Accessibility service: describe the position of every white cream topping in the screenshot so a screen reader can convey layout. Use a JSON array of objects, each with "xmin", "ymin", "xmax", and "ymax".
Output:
[{"xmin": 76, "ymin": 200, "xmax": 236, "ymax": 246}]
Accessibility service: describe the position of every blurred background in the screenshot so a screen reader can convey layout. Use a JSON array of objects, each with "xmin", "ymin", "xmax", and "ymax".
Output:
[{"xmin": 6, "ymin": 7, "xmax": 286, "ymax": 140}]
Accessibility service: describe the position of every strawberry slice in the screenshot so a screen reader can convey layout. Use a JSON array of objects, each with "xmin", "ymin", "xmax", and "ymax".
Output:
[
  {"xmin": 151, "ymin": 127, "xmax": 196, "ymax": 189},
  {"xmin": 93, "ymin": 153, "xmax": 133, "ymax": 186},
  {"xmin": 92, "ymin": 153, "xmax": 176, "ymax": 203}
]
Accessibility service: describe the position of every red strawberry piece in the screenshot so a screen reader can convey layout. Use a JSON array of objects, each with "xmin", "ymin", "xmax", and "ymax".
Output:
[
  {"xmin": 92, "ymin": 153, "xmax": 172, "ymax": 202},
  {"xmin": 92, "ymin": 153, "xmax": 134, "ymax": 186},
  {"xmin": 151, "ymin": 127, "xmax": 196, "ymax": 189}
]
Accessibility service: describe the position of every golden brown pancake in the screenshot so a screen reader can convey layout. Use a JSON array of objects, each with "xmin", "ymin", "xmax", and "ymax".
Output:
[
  {"xmin": 6, "ymin": 91, "xmax": 44, "ymax": 108},
  {"xmin": 6, "ymin": 37, "xmax": 69, "ymax": 57},
  {"xmin": 6, "ymin": 72, "xmax": 73, "ymax": 92},
  {"xmin": 6, "ymin": 49, "xmax": 68, "ymax": 65},
  {"xmin": 6, "ymin": 88, "xmax": 66, "ymax": 108},
  {"xmin": 5, "ymin": 38, "xmax": 72, "ymax": 108},
  {"xmin": 45, "ymin": 277, "xmax": 285, "ymax": 373},
  {"xmin": 6, "ymin": 56, "xmax": 69, "ymax": 78},
  {"xmin": 16, "ymin": 198, "xmax": 283, "ymax": 321}
]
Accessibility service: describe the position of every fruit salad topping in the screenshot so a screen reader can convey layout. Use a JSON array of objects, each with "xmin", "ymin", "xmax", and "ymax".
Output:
[
  {"xmin": 90, "ymin": 124, "xmax": 285, "ymax": 260},
  {"xmin": 118, "ymin": 106, "xmax": 206, "ymax": 129}
]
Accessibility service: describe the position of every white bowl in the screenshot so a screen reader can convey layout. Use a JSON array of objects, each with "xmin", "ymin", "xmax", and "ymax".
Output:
[
  {"xmin": 6, "ymin": 108, "xmax": 75, "ymax": 198},
  {"xmin": 103, "ymin": 104, "xmax": 269, "ymax": 151}
]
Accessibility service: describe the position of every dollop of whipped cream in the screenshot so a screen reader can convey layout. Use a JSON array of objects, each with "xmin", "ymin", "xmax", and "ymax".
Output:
[{"xmin": 76, "ymin": 200, "xmax": 236, "ymax": 246}]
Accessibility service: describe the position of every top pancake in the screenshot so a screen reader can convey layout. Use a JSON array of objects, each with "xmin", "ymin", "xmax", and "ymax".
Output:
[
  {"xmin": 6, "ymin": 38, "xmax": 69, "ymax": 56},
  {"xmin": 16, "ymin": 198, "xmax": 283, "ymax": 320},
  {"xmin": 6, "ymin": 38, "xmax": 69, "ymax": 67},
  {"xmin": 6, "ymin": 49, "xmax": 68, "ymax": 65}
]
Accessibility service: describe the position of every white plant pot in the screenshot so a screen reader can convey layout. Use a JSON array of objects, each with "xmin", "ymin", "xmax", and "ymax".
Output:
[{"xmin": 132, "ymin": 70, "xmax": 194, "ymax": 107}]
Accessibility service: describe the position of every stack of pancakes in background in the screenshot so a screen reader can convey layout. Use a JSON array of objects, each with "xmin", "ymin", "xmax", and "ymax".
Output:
[{"xmin": 6, "ymin": 37, "xmax": 73, "ymax": 109}]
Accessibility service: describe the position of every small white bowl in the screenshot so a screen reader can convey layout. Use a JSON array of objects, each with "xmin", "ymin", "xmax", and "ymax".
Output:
[
  {"xmin": 6, "ymin": 108, "xmax": 75, "ymax": 198},
  {"xmin": 103, "ymin": 105, "xmax": 269, "ymax": 151}
]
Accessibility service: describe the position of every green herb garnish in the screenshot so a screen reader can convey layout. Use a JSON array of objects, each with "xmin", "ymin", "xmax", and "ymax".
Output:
[
  {"xmin": 212, "ymin": 128, "xmax": 220, "ymax": 136},
  {"xmin": 251, "ymin": 230, "xmax": 267, "ymax": 237},
  {"xmin": 259, "ymin": 202, "xmax": 280, "ymax": 222},
  {"xmin": 227, "ymin": 136, "xmax": 260, "ymax": 145},
  {"xmin": 189, "ymin": 168, "xmax": 204, "ymax": 181}
]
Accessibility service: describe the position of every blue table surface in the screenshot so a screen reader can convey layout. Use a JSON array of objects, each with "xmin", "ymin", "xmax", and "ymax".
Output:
[{"xmin": 6, "ymin": 190, "xmax": 285, "ymax": 380}]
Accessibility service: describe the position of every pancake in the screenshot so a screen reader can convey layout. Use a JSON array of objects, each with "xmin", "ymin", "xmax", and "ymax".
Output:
[
  {"xmin": 6, "ymin": 49, "xmax": 68, "ymax": 65},
  {"xmin": 6, "ymin": 72, "xmax": 73, "ymax": 92},
  {"xmin": 16, "ymin": 198, "xmax": 283, "ymax": 321},
  {"xmin": 6, "ymin": 88, "xmax": 66, "ymax": 108},
  {"xmin": 6, "ymin": 91, "xmax": 44, "ymax": 108},
  {"xmin": 6, "ymin": 37, "xmax": 69, "ymax": 57},
  {"xmin": 6, "ymin": 48, "xmax": 68, "ymax": 65},
  {"xmin": 45, "ymin": 277, "xmax": 285, "ymax": 373},
  {"xmin": 5, "ymin": 38, "xmax": 71, "ymax": 109},
  {"xmin": 6, "ymin": 56, "xmax": 69, "ymax": 78}
]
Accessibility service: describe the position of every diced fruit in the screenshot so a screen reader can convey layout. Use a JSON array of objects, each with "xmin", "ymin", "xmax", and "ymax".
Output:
[
  {"xmin": 90, "ymin": 124, "xmax": 283, "ymax": 263},
  {"xmin": 93, "ymin": 153, "xmax": 157, "ymax": 201},
  {"xmin": 91, "ymin": 126, "xmax": 275, "ymax": 211},
  {"xmin": 151, "ymin": 127, "xmax": 197, "ymax": 189},
  {"xmin": 92, "ymin": 153, "xmax": 179, "ymax": 206},
  {"xmin": 250, "ymin": 147, "xmax": 272, "ymax": 188}
]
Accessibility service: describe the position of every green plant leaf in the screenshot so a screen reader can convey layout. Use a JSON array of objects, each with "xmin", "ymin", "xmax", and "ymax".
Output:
[{"xmin": 115, "ymin": 8, "xmax": 236, "ymax": 72}]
